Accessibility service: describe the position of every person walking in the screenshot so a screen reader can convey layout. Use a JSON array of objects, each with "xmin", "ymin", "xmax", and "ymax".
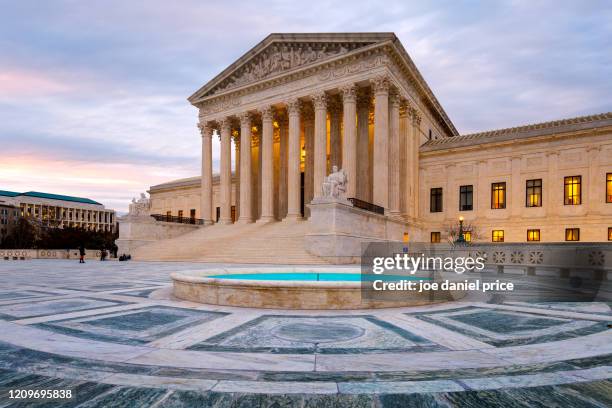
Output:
[{"xmin": 79, "ymin": 245, "xmax": 86, "ymax": 264}]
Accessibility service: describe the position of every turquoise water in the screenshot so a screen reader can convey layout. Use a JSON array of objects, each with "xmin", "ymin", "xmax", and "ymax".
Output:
[{"xmin": 207, "ymin": 273, "xmax": 432, "ymax": 282}]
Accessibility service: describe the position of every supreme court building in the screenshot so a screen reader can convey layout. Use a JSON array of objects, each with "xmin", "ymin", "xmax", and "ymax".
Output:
[{"xmin": 130, "ymin": 33, "xmax": 612, "ymax": 263}]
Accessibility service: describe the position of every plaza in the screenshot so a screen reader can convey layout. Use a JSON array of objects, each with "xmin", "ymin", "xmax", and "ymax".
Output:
[{"xmin": 0, "ymin": 260, "xmax": 610, "ymax": 406}]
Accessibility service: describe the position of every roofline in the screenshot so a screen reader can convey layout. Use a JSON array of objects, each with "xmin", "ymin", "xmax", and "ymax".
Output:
[
  {"xmin": 188, "ymin": 32, "xmax": 397, "ymax": 103},
  {"xmin": 421, "ymin": 112, "xmax": 612, "ymax": 152}
]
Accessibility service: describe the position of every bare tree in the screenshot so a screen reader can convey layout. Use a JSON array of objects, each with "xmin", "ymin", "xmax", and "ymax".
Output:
[{"xmin": 444, "ymin": 221, "xmax": 479, "ymax": 246}]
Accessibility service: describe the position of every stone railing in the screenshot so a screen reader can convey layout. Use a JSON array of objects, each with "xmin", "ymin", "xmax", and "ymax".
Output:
[{"xmin": 0, "ymin": 249, "xmax": 105, "ymax": 261}]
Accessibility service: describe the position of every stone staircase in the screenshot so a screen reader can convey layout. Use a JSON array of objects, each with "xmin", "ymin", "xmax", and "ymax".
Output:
[{"xmin": 131, "ymin": 220, "xmax": 329, "ymax": 264}]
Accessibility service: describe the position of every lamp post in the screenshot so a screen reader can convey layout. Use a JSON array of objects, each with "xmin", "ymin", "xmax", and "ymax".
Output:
[{"xmin": 456, "ymin": 215, "xmax": 466, "ymax": 244}]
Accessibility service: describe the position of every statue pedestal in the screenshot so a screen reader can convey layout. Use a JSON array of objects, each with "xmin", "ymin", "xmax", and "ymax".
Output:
[{"xmin": 304, "ymin": 199, "xmax": 410, "ymax": 264}]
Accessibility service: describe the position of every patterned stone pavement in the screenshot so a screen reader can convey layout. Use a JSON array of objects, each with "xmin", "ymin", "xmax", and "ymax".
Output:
[{"xmin": 0, "ymin": 260, "xmax": 610, "ymax": 407}]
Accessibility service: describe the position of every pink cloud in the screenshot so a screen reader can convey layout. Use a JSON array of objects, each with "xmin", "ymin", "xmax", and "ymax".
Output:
[{"xmin": 0, "ymin": 70, "xmax": 74, "ymax": 97}]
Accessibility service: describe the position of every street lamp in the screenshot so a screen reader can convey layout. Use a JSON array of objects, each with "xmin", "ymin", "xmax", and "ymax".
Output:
[{"xmin": 456, "ymin": 215, "xmax": 466, "ymax": 244}]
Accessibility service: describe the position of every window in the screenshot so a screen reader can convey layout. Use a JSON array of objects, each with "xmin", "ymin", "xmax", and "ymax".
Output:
[
  {"xmin": 608, "ymin": 227, "xmax": 612, "ymax": 241},
  {"xmin": 526, "ymin": 179, "xmax": 542, "ymax": 207},
  {"xmin": 492, "ymin": 230, "xmax": 504, "ymax": 242},
  {"xmin": 215, "ymin": 207, "xmax": 220, "ymax": 222},
  {"xmin": 491, "ymin": 182, "xmax": 506, "ymax": 209},
  {"xmin": 190, "ymin": 209, "xmax": 196, "ymax": 219},
  {"xmin": 231, "ymin": 205, "xmax": 236, "ymax": 222},
  {"xmin": 178, "ymin": 210, "xmax": 183, "ymax": 219},
  {"xmin": 527, "ymin": 229, "xmax": 540, "ymax": 242},
  {"xmin": 607, "ymin": 173, "xmax": 612, "ymax": 203},
  {"xmin": 463, "ymin": 231, "xmax": 472, "ymax": 242},
  {"xmin": 431, "ymin": 232, "xmax": 441, "ymax": 243},
  {"xmin": 430, "ymin": 188, "xmax": 443, "ymax": 212},
  {"xmin": 459, "ymin": 185, "xmax": 473, "ymax": 211},
  {"xmin": 565, "ymin": 228, "xmax": 580, "ymax": 241},
  {"xmin": 166, "ymin": 211, "xmax": 171, "ymax": 217},
  {"xmin": 564, "ymin": 176, "xmax": 581, "ymax": 205}
]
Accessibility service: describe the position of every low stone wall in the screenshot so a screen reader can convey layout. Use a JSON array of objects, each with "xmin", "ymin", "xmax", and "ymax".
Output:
[
  {"xmin": 0, "ymin": 249, "xmax": 104, "ymax": 260},
  {"xmin": 115, "ymin": 215, "xmax": 199, "ymax": 256},
  {"xmin": 305, "ymin": 199, "xmax": 409, "ymax": 264}
]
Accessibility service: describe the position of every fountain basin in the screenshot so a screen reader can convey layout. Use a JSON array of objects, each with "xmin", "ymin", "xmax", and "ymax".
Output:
[{"xmin": 171, "ymin": 268, "xmax": 464, "ymax": 309}]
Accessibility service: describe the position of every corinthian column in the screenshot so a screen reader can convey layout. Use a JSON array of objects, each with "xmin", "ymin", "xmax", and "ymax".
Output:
[
  {"xmin": 388, "ymin": 91, "xmax": 401, "ymax": 216},
  {"xmin": 232, "ymin": 133, "xmax": 240, "ymax": 220},
  {"xmin": 341, "ymin": 84, "xmax": 357, "ymax": 198},
  {"xmin": 312, "ymin": 91, "xmax": 328, "ymax": 199},
  {"xmin": 259, "ymin": 106, "xmax": 275, "ymax": 222},
  {"xmin": 285, "ymin": 98, "xmax": 302, "ymax": 220},
  {"xmin": 372, "ymin": 76, "xmax": 390, "ymax": 210},
  {"xmin": 198, "ymin": 122, "xmax": 214, "ymax": 225},
  {"xmin": 238, "ymin": 113, "xmax": 253, "ymax": 223},
  {"xmin": 219, "ymin": 118, "xmax": 232, "ymax": 224}
]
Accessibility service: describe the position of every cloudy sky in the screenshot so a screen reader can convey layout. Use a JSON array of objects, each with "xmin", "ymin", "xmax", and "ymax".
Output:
[{"xmin": 1, "ymin": 1, "xmax": 610, "ymax": 212}]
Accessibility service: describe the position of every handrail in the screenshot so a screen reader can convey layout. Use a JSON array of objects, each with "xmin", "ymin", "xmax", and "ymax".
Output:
[
  {"xmin": 150, "ymin": 214, "xmax": 204, "ymax": 225},
  {"xmin": 347, "ymin": 198, "xmax": 385, "ymax": 215}
]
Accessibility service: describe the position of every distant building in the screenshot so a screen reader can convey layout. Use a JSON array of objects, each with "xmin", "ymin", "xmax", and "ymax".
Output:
[
  {"xmin": 0, "ymin": 190, "xmax": 116, "ymax": 232},
  {"xmin": 0, "ymin": 202, "xmax": 20, "ymax": 242}
]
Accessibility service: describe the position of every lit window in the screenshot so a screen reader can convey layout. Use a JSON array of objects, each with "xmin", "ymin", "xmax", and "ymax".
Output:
[
  {"xmin": 459, "ymin": 185, "xmax": 473, "ymax": 211},
  {"xmin": 492, "ymin": 230, "xmax": 504, "ymax": 242},
  {"xmin": 565, "ymin": 228, "xmax": 580, "ymax": 241},
  {"xmin": 431, "ymin": 232, "xmax": 441, "ymax": 243},
  {"xmin": 526, "ymin": 179, "xmax": 542, "ymax": 207},
  {"xmin": 527, "ymin": 229, "xmax": 540, "ymax": 242},
  {"xmin": 491, "ymin": 182, "xmax": 506, "ymax": 209},
  {"xmin": 564, "ymin": 176, "xmax": 581, "ymax": 205},
  {"xmin": 430, "ymin": 188, "xmax": 443, "ymax": 213},
  {"xmin": 608, "ymin": 227, "xmax": 612, "ymax": 241},
  {"xmin": 463, "ymin": 231, "xmax": 472, "ymax": 242},
  {"xmin": 607, "ymin": 173, "xmax": 612, "ymax": 203}
]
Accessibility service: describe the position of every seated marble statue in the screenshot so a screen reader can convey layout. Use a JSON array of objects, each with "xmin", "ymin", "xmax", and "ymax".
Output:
[
  {"xmin": 128, "ymin": 193, "xmax": 151, "ymax": 216},
  {"xmin": 322, "ymin": 166, "xmax": 348, "ymax": 199}
]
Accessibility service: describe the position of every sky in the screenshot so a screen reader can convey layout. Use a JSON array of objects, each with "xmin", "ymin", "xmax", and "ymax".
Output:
[{"xmin": 1, "ymin": 0, "xmax": 611, "ymax": 213}]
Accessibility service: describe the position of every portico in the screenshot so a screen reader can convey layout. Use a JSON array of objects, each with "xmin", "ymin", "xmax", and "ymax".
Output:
[{"xmin": 190, "ymin": 34, "xmax": 450, "ymax": 228}]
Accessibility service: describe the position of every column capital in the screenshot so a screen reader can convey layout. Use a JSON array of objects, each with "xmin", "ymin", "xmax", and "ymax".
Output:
[
  {"xmin": 197, "ymin": 122, "xmax": 213, "ymax": 138},
  {"xmin": 239, "ymin": 112, "xmax": 252, "ymax": 127},
  {"xmin": 259, "ymin": 105, "xmax": 274, "ymax": 121},
  {"xmin": 410, "ymin": 108, "xmax": 422, "ymax": 126},
  {"xmin": 232, "ymin": 131, "xmax": 241, "ymax": 146},
  {"xmin": 311, "ymin": 91, "xmax": 327, "ymax": 110},
  {"xmin": 286, "ymin": 98, "xmax": 301, "ymax": 116},
  {"xmin": 371, "ymin": 75, "xmax": 390, "ymax": 95},
  {"xmin": 218, "ymin": 118, "xmax": 232, "ymax": 133},
  {"xmin": 340, "ymin": 84, "xmax": 357, "ymax": 103},
  {"xmin": 389, "ymin": 91, "xmax": 401, "ymax": 109}
]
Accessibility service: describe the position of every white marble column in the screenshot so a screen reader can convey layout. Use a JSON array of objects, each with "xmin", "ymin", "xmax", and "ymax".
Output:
[
  {"xmin": 285, "ymin": 99, "xmax": 302, "ymax": 220},
  {"xmin": 219, "ymin": 119, "xmax": 232, "ymax": 224},
  {"xmin": 232, "ymin": 133, "xmax": 240, "ymax": 221},
  {"xmin": 198, "ymin": 122, "xmax": 214, "ymax": 224},
  {"xmin": 259, "ymin": 106, "xmax": 275, "ymax": 222},
  {"xmin": 341, "ymin": 84, "xmax": 357, "ymax": 199},
  {"xmin": 329, "ymin": 99, "xmax": 342, "ymax": 172},
  {"xmin": 303, "ymin": 104, "xmax": 314, "ymax": 218},
  {"xmin": 356, "ymin": 92, "xmax": 371, "ymax": 202},
  {"xmin": 388, "ymin": 91, "xmax": 401, "ymax": 216},
  {"xmin": 238, "ymin": 113, "xmax": 253, "ymax": 223},
  {"xmin": 372, "ymin": 76, "xmax": 390, "ymax": 210},
  {"xmin": 278, "ymin": 115, "xmax": 288, "ymax": 219},
  {"xmin": 312, "ymin": 91, "xmax": 328, "ymax": 199},
  {"xmin": 411, "ymin": 109, "xmax": 421, "ymax": 218}
]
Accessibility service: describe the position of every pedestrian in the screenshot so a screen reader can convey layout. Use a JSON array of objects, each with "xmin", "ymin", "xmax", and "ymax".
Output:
[
  {"xmin": 100, "ymin": 248, "xmax": 107, "ymax": 261},
  {"xmin": 79, "ymin": 245, "xmax": 86, "ymax": 263}
]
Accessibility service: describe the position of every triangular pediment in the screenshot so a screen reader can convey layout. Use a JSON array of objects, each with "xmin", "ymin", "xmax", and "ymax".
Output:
[{"xmin": 189, "ymin": 33, "xmax": 395, "ymax": 102}]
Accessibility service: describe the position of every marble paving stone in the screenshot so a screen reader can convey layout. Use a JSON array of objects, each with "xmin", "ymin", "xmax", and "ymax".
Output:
[
  {"xmin": 37, "ymin": 306, "xmax": 227, "ymax": 345},
  {"xmin": 338, "ymin": 379, "xmax": 465, "ymax": 394},
  {"xmin": 212, "ymin": 380, "xmax": 338, "ymax": 394},
  {"xmin": 189, "ymin": 315, "xmax": 439, "ymax": 354},
  {"xmin": 0, "ymin": 297, "xmax": 125, "ymax": 320},
  {"xmin": 14, "ymin": 303, "xmax": 151, "ymax": 325}
]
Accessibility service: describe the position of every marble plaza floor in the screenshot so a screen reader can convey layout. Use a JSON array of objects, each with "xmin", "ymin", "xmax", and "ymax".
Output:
[{"xmin": 0, "ymin": 260, "xmax": 610, "ymax": 407}]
